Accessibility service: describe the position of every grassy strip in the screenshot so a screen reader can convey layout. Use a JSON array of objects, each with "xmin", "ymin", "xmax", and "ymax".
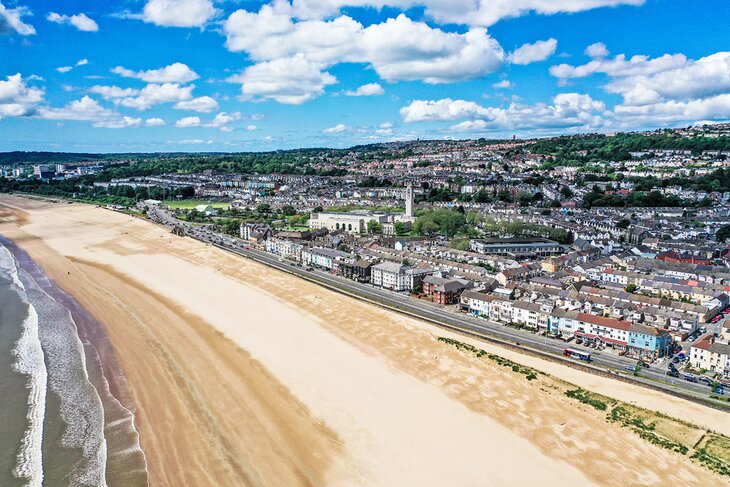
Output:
[
  {"xmin": 437, "ymin": 337, "xmax": 540, "ymax": 380},
  {"xmin": 608, "ymin": 406, "xmax": 688, "ymax": 455},
  {"xmin": 691, "ymin": 435, "xmax": 730, "ymax": 477},
  {"xmin": 565, "ymin": 388, "xmax": 609, "ymax": 411}
]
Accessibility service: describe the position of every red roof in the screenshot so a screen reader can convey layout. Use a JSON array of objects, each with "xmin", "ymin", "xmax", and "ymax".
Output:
[
  {"xmin": 578, "ymin": 313, "xmax": 632, "ymax": 331},
  {"xmin": 601, "ymin": 336, "xmax": 628, "ymax": 346}
]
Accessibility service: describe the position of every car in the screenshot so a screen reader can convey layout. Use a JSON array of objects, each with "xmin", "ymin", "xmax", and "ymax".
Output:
[
  {"xmin": 640, "ymin": 362, "xmax": 650, "ymax": 368},
  {"xmin": 714, "ymin": 387, "xmax": 725, "ymax": 395},
  {"xmin": 672, "ymin": 357, "xmax": 680, "ymax": 364},
  {"xmin": 575, "ymin": 338, "xmax": 583, "ymax": 345},
  {"xmin": 684, "ymin": 374, "xmax": 698, "ymax": 382},
  {"xmin": 667, "ymin": 370, "xmax": 680, "ymax": 378},
  {"xmin": 625, "ymin": 365, "xmax": 637, "ymax": 372},
  {"xmin": 699, "ymin": 376, "xmax": 713, "ymax": 385}
]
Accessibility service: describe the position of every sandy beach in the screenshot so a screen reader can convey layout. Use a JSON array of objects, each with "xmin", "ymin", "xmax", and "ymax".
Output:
[{"xmin": 1, "ymin": 195, "xmax": 728, "ymax": 487}]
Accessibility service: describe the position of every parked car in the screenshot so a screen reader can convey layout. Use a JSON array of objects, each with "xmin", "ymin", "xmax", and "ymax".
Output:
[
  {"xmin": 625, "ymin": 365, "xmax": 637, "ymax": 372},
  {"xmin": 699, "ymin": 376, "xmax": 713, "ymax": 385},
  {"xmin": 714, "ymin": 387, "xmax": 725, "ymax": 395},
  {"xmin": 684, "ymin": 373, "xmax": 698, "ymax": 382},
  {"xmin": 640, "ymin": 362, "xmax": 650, "ymax": 368},
  {"xmin": 667, "ymin": 370, "xmax": 680, "ymax": 378},
  {"xmin": 672, "ymin": 357, "xmax": 680, "ymax": 364}
]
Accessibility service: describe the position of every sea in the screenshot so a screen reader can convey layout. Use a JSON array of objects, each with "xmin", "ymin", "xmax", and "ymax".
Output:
[{"xmin": 0, "ymin": 236, "xmax": 148, "ymax": 487}]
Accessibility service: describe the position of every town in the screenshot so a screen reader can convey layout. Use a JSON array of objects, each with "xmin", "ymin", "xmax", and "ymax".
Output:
[{"xmin": 3, "ymin": 126, "xmax": 730, "ymax": 401}]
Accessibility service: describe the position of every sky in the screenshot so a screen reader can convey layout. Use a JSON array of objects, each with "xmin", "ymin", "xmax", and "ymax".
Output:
[{"xmin": 0, "ymin": 0, "xmax": 729, "ymax": 152}]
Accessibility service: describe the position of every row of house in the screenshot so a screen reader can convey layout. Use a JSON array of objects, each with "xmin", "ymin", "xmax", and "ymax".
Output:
[{"xmin": 461, "ymin": 290, "xmax": 672, "ymax": 359}]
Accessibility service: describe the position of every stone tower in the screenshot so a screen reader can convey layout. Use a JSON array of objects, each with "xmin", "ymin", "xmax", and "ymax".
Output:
[{"xmin": 405, "ymin": 184, "xmax": 414, "ymax": 218}]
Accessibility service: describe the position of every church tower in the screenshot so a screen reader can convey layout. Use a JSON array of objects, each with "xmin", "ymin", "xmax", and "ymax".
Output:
[{"xmin": 405, "ymin": 184, "xmax": 414, "ymax": 218}]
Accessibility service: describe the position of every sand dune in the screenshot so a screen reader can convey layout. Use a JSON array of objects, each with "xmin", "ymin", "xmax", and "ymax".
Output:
[{"xmin": 1, "ymin": 195, "xmax": 727, "ymax": 486}]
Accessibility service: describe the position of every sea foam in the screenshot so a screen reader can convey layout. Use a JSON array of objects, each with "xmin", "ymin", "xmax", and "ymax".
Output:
[{"xmin": 0, "ymin": 245, "xmax": 47, "ymax": 487}]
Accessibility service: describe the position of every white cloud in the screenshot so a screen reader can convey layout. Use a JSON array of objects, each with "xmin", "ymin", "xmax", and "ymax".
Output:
[
  {"xmin": 175, "ymin": 112, "xmax": 241, "ymax": 130},
  {"xmin": 37, "ymin": 96, "xmax": 145, "ymax": 128},
  {"xmin": 493, "ymin": 80, "xmax": 513, "ymax": 89},
  {"xmin": 175, "ymin": 139, "xmax": 213, "ymax": 145},
  {"xmin": 323, "ymin": 123, "xmax": 348, "ymax": 134},
  {"xmin": 142, "ymin": 0, "xmax": 216, "ymax": 27},
  {"xmin": 401, "ymin": 93, "xmax": 606, "ymax": 133},
  {"xmin": 360, "ymin": 15, "xmax": 504, "ymax": 83},
  {"xmin": 549, "ymin": 48, "xmax": 730, "ymax": 127},
  {"xmin": 176, "ymin": 116, "xmax": 201, "ymax": 127},
  {"xmin": 507, "ymin": 38, "xmax": 557, "ymax": 65},
  {"xmin": 399, "ymin": 98, "xmax": 492, "ymax": 122},
  {"xmin": 56, "ymin": 58, "xmax": 90, "ymax": 74},
  {"xmin": 223, "ymin": 8, "xmax": 504, "ymax": 88},
  {"xmin": 345, "ymin": 83, "xmax": 384, "ymax": 96},
  {"xmin": 245, "ymin": 124, "xmax": 257, "ymax": 131},
  {"xmin": 174, "ymin": 96, "xmax": 218, "ymax": 112},
  {"xmin": 0, "ymin": 73, "xmax": 44, "ymax": 119},
  {"xmin": 549, "ymin": 52, "xmax": 688, "ymax": 80},
  {"xmin": 112, "ymin": 62, "xmax": 199, "ymax": 83},
  {"xmin": 0, "ymin": 1, "xmax": 35, "ymax": 35},
  {"xmin": 89, "ymin": 85, "xmax": 140, "ymax": 100},
  {"xmin": 47, "ymin": 12, "xmax": 98, "ymax": 32},
  {"xmin": 227, "ymin": 54, "xmax": 337, "ymax": 104},
  {"xmin": 585, "ymin": 42, "xmax": 609, "ymax": 58},
  {"xmin": 145, "ymin": 117, "xmax": 165, "ymax": 126},
  {"xmin": 280, "ymin": 0, "xmax": 644, "ymax": 27},
  {"xmin": 119, "ymin": 83, "xmax": 194, "ymax": 110}
]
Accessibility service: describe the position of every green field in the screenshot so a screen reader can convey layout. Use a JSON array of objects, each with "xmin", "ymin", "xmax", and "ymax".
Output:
[{"xmin": 164, "ymin": 199, "xmax": 231, "ymax": 210}]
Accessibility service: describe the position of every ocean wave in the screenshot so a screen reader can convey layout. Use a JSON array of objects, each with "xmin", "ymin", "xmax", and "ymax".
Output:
[
  {"xmin": 0, "ymin": 244, "xmax": 48, "ymax": 487},
  {"xmin": 19, "ymin": 267, "xmax": 109, "ymax": 487}
]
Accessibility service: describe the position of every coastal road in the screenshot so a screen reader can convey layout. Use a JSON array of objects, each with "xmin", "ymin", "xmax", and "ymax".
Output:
[{"xmin": 147, "ymin": 207, "xmax": 726, "ymax": 407}]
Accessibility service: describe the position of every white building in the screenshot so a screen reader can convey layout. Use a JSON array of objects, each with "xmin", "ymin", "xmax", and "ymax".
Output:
[{"xmin": 370, "ymin": 261, "xmax": 432, "ymax": 292}]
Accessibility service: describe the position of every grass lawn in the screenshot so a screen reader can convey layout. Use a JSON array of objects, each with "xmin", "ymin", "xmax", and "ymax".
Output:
[{"xmin": 165, "ymin": 199, "xmax": 231, "ymax": 210}]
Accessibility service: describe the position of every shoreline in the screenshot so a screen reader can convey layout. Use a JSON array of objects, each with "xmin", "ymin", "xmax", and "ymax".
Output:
[
  {"xmin": 0, "ymin": 235, "xmax": 149, "ymax": 486},
  {"xmin": 1, "ymin": 195, "xmax": 728, "ymax": 486}
]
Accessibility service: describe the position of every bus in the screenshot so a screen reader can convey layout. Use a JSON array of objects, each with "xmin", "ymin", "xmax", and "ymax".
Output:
[{"xmin": 563, "ymin": 348, "xmax": 591, "ymax": 362}]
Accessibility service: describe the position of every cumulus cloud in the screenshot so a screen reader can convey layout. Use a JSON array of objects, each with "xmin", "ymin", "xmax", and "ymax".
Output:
[
  {"xmin": 549, "ymin": 52, "xmax": 688, "ymax": 80},
  {"xmin": 323, "ymin": 123, "xmax": 348, "ymax": 134},
  {"xmin": 0, "ymin": 1, "xmax": 35, "ymax": 35},
  {"xmin": 223, "ymin": 7, "xmax": 504, "ymax": 96},
  {"xmin": 227, "ymin": 54, "xmax": 337, "ymax": 104},
  {"xmin": 56, "ymin": 58, "xmax": 90, "ymax": 74},
  {"xmin": 493, "ymin": 80, "xmax": 513, "ymax": 89},
  {"xmin": 508, "ymin": 38, "xmax": 557, "ymax": 65},
  {"xmin": 585, "ymin": 42, "xmax": 609, "ymax": 58},
  {"xmin": 550, "ymin": 48, "xmax": 730, "ymax": 126},
  {"xmin": 47, "ymin": 12, "xmax": 98, "ymax": 32},
  {"xmin": 89, "ymin": 85, "xmax": 140, "ymax": 100},
  {"xmin": 401, "ymin": 93, "xmax": 606, "ymax": 133},
  {"xmin": 145, "ymin": 117, "xmax": 165, "ymax": 126},
  {"xmin": 345, "ymin": 83, "xmax": 384, "ymax": 96},
  {"xmin": 176, "ymin": 112, "xmax": 241, "ymax": 130},
  {"xmin": 174, "ymin": 96, "xmax": 218, "ymax": 113},
  {"xmin": 0, "ymin": 73, "xmax": 44, "ymax": 118},
  {"xmin": 112, "ymin": 62, "xmax": 199, "ymax": 83},
  {"xmin": 142, "ymin": 0, "xmax": 216, "ymax": 27},
  {"xmin": 279, "ymin": 0, "xmax": 644, "ymax": 27},
  {"xmin": 118, "ymin": 83, "xmax": 194, "ymax": 110}
]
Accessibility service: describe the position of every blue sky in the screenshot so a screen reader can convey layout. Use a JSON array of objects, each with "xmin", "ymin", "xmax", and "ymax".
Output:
[{"xmin": 0, "ymin": 0, "xmax": 729, "ymax": 152}]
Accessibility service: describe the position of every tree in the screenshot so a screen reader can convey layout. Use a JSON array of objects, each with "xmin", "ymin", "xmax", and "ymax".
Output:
[
  {"xmin": 281, "ymin": 205, "xmax": 296, "ymax": 216},
  {"xmin": 625, "ymin": 283, "xmax": 638, "ymax": 293},
  {"xmin": 718, "ymin": 224, "xmax": 730, "ymax": 242},
  {"xmin": 367, "ymin": 219, "xmax": 382, "ymax": 234},
  {"xmin": 256, "ymin": 203, "xmax": 271, "ymax": 213},
  {"xmin": 616, "ymin": 219, "xmax": 631, "ymax": 229}
]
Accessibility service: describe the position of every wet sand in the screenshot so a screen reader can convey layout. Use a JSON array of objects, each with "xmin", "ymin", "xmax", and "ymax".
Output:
[{"xmin": 0, "ymin": 195, "xmax": 727, "ymax": 486}]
